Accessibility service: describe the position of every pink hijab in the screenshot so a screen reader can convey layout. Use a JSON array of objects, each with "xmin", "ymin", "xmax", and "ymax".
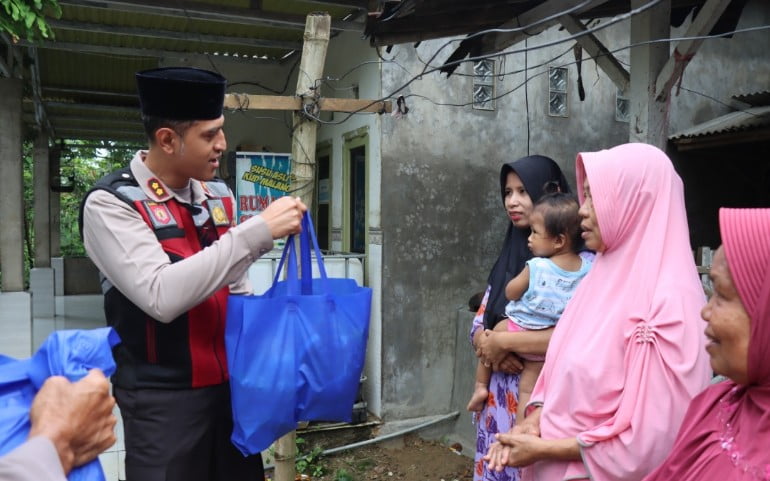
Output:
[
  {"xmin": 524, "ymin": 143, "xmax": 711, "ymax": 481},
  {"xmin": 643, "ymin": 208, "xmax": 770, "ymax": 481}
]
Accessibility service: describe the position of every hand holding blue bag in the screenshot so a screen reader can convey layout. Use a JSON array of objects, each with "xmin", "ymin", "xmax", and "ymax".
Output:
[
  {"xmin": 226, "ymin": 212, "xmax": 372, "ymax": 455},
  {"xmin": 0, "ymin": 327, "xmax": 120, "ymax": 481}
]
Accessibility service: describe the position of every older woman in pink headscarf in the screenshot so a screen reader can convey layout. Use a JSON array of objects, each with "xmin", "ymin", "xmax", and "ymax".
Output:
[
  {"xmin": 643, "ymin": 208, "xmax": 770, "ymax": 481},
  {"xmin": 484, "ymin": 143, "xmax": 712, "ymax": 480}
]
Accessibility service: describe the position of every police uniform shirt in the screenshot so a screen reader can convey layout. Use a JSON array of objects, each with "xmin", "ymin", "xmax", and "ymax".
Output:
[{"xmin": 82, "ymin": 151, "xmax": 273, "ymax": 323}]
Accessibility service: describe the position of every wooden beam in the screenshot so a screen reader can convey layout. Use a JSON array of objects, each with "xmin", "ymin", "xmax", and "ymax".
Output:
[
  {"xmin": 302, "ymin": 0, "xmax": 366, "ymax": 8},
  {"xmin": 55, "ymin": 127, "xmax": 145, "ymax": 141},
  {"xmin": 57, "ymin": 0, "xmax": 362, "ymax": 32},
  {"xmin": 48, "ymin": 19, "xmax": 303, "ymax": 51},
  {"xmin": 17, "ymin": 39, "xmax": 280, "ymax": 63},
  {"xmin": 224, "ymin": 93, "xmax": 391, "ymax": 113},
  {"xmin": 26, "ymin": 113, "xmax": 139, "ymax": 126},
  {"xmin": 629, "ymin": 0, "xmax": 671, "ymax": 148},
  {"xmin": 45, "ymin": 101, "xmax": 139, "ymax": 114},
  {"xmin": 43, "ymin": 86, "xmax": 138, "ymax": 100},
  {"xmin": 488, "ymin": 0, "xmax": 611, "ymax": 53},
  {"xmin": 655, "ymin": 0, "xmax": 732, "ymax": 102},
  {"xmin": 559, "ymin": 14, "xmax": 630, "ymax": 93}
]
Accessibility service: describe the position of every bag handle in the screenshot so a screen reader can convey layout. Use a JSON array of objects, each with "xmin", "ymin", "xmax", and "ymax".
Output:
[
  {"xmin": 299, "ymin": 213, "xmax": 330, "ymax": 291},
  {"xmin": 269, "ymin": 212, "xmax": 328, "ymax": 295},
  {"xmin": 271, "ymin": 232, "xmax": 300, "ymax": 295}
]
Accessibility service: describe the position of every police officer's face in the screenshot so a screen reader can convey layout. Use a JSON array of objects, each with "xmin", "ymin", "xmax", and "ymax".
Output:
[{"xmin": 174, "ymin": 115, "xmax": 227, "ymax": 182}]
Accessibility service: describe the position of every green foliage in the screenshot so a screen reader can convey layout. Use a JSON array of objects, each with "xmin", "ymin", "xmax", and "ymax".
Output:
[
  {"xmin": 0, "ymin": 0, "xmax": 62, "ymax": 41},
  {"xmin": 57, "ymin": 142, "xmax": 135, "ymax": 256},
  {"xmin": 295, "ymin": 437, "xmax": 326, "ymax": 478},
  {"xmin": 333, "ymin": 468, "xmax": 355, "ymax": 481}
]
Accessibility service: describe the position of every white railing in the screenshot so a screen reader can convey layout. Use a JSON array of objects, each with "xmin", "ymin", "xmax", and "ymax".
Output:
[{"xmin": 247, "ymin": 250, "xmax": 366, "ymax": 295}]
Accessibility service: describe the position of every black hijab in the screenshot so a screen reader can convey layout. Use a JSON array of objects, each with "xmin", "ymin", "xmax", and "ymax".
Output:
[{"xmin": 483, "ymin": 155, "xmax": 571, "ymax": 329}]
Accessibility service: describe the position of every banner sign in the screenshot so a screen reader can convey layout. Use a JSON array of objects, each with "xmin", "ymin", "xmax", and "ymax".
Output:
[{"xmin": 235, "ymin": 152, "xmax": 292, "ymax": 224}]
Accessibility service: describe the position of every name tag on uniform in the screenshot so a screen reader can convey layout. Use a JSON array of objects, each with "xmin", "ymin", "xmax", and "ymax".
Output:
[
  {"xmin": 206, "ymin": 199, "xmax": 230, "ymax": 227},
  {"xmin": 141, "ymin": 201, "xmax": 178, "ymax": 229}
]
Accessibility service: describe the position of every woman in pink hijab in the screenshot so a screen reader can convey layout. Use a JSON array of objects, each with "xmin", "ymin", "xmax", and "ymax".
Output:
[
  {"xmin": 643, "ymin": 208, "xmax": 770, "ymax": 481},
  {"xmin": 484, "ymin": 143, "xmax": 711, "ymax": 480}
]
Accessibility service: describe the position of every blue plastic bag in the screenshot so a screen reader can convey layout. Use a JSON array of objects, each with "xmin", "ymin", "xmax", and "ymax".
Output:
[
  {"xmin": 226, "ymin": 213, "xmax": 372, "ymax": 455},
  {"xmin": 0, "ymin": 328, "xmax": 120, "ymax": 481}
]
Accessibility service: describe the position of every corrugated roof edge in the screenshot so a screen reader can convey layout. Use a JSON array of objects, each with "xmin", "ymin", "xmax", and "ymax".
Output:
[{"xmin": 669, "ymin": 106, "xmax": 770, "ymax": 140}]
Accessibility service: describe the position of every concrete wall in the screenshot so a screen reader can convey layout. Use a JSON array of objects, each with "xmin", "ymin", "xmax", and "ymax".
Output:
[
  {"xmin": 377, "ymin": 22, "xmax": 634, "ymax": 419},
  {"xmin": 316, "ymin": 31, "xmax": 385, "ymax": 416},
  {"xmin": 666, "ymin": 0, "xmax": 770, "ymax": 248},
  {"xmin": 667, "ymin": 0, "xmax": 770, "ymax": 135}
]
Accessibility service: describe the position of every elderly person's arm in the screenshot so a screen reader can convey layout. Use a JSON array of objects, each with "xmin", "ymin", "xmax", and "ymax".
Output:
[{"xmin": 485, "ymin": 407, "xmax": 580, "ymax": 470}]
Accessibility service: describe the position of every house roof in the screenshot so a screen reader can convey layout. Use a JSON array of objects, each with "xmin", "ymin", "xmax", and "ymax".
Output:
[
  {"xmin": 364, "ymin": 0, "xmax": 749, "ymax": 76},
  {"xmin": 669, "ymin": 106, "xmax": 770, "ymax": 150},
  {"xmin": 4, "ymin": 0, "xmax": 366, "ymax": 144},
  {"xmin": 733, "ymin": 91, "xmax": 770, "ymax": 107}
]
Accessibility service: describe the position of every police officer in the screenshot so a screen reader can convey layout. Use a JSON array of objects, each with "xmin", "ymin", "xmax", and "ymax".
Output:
[{"xmin": 81, "ymin": 67, "xmax": 306, "ymax": 481}]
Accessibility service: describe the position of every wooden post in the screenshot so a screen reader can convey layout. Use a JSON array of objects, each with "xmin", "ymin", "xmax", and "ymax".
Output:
[
  {"xmin": 289, "ymin": 12, "xmax": 331, "ymax": 215},
  {"xmin": 274, "ymin": 12, "xmax": 331, "ymax": 481},
  {"xmin": 628, "ymin": 0, "xmax": 671, "ymax": 148}
]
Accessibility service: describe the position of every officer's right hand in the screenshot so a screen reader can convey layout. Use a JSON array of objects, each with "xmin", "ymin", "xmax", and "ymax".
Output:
[{"xmin": 260, "ymin": 196, "xmax": 307, "ymax": 239}]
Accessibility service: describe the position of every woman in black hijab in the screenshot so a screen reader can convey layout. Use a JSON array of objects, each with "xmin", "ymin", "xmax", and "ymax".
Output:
[{"xmin": 469, "ymin": 155, "xmax": 571, "ymax": 481}]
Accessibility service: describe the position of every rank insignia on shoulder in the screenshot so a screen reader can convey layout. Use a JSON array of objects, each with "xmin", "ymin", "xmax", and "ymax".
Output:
[
  {"xmin": 147, "ymin": 178, "xmax": 169, "ymax": 199},
  {"xmin": 206, "ymin": 199, "xmax": 230, "ymax": 227},
  {"xmin": 141, "ymin": 201, "xmax": 178, "ymax": 229}
]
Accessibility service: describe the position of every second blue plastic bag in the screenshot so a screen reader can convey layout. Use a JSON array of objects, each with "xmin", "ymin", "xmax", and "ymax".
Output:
[
  {"xmin": 226, "ymin": 213, "xmax": 372, "ymax": 455},
  {"xmin": 0, "ymin": 327, "xmax": 120, "ymax": 481}
]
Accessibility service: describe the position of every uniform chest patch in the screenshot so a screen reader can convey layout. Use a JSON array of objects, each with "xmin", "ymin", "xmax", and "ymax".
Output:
[
  {"xmin": 206, "ymin": 198, "xmax": 230, "ymax": 227},
  {"xmin": 141, "ymin": 201, "xmax": 178, "ymax": 229}
]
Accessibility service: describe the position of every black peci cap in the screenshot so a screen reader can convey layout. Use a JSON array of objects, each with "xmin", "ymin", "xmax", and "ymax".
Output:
[{"xmin": 136, "ymin": 67, "xmax": 227, "ymax": 120}]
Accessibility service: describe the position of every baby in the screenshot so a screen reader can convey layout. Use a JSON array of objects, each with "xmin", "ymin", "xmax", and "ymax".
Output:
[{"xmin": 468, "ymin": 189, "xmax": 591, "ymax": 425}]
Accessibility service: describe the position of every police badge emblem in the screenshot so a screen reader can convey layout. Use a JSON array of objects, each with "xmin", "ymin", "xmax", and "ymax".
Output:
[
  {"xmin": 206, "ymin": 199, "xmax": 230, "ymax": 227},
  {"xmin": 141, "ymin": 201, "xmax": 178, "ymax": 229}
]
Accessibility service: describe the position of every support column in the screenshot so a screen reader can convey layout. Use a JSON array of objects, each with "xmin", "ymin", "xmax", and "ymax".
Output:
[
  {"xmin": 31, "ymin": 133, "xmax": 55, "ymax": 318},
  {"xmin": 50, "ymin": 145, "xmax": 61, "ymax": 258},
  {"xmin": 33, "ymin": 133, "xmax": 51, "ymax": 267},
  {"xmin": 0, "ymin": 78, "xmax": 32, "ymax": 355},
  {"xmin": 629, "ymin": 0, "xmax": 671, "ymax": 148},
  {"xmin": 0, "ymin": 78, "xmax": 25, "ymax": 291}
]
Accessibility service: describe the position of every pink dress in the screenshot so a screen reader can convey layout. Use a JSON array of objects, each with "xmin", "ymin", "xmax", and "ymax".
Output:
[{"xmin": 524, "ymin": 144, "xmax": 711, "ymax": 481}]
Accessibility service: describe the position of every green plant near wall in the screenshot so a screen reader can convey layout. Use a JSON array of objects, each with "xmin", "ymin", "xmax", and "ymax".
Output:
[
  {"xmin": 295, "ymin": 437, "xmax": 326, "ymax": 478},
  {"xmin": 0, "ymin": 0, "xmax": 62, "ymax": 41}
]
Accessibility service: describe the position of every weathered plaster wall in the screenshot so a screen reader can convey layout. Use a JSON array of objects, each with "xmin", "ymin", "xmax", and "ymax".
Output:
[
  {"xmin": 666, "ymin": 0, "xmax": 770, "ymax": 248},
  {"xmin": 378, "ymin": 22, "xmax": 630, "ymax": 419},
  {"xmin": 316, "ymin": 31, "xmax": 386, "ymax": 416},
  {"xmin": 668, "ymin": 0, "xmax": 770, "ymax": 134}
]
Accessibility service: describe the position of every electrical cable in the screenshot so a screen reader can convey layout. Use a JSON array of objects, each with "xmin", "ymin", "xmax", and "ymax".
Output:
[
  {"xmin": 525, "ymin": 37, "xmax": 530, "ymax": 156},
  {"xmin": 302, "ymin": 23, "xmax": 770, "ymax": 125}
]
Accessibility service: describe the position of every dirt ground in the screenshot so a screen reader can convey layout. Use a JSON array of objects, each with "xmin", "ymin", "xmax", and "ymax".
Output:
[{"xmin": 283, "ymin": 434, "xmax": 475, "ymax": 481}]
